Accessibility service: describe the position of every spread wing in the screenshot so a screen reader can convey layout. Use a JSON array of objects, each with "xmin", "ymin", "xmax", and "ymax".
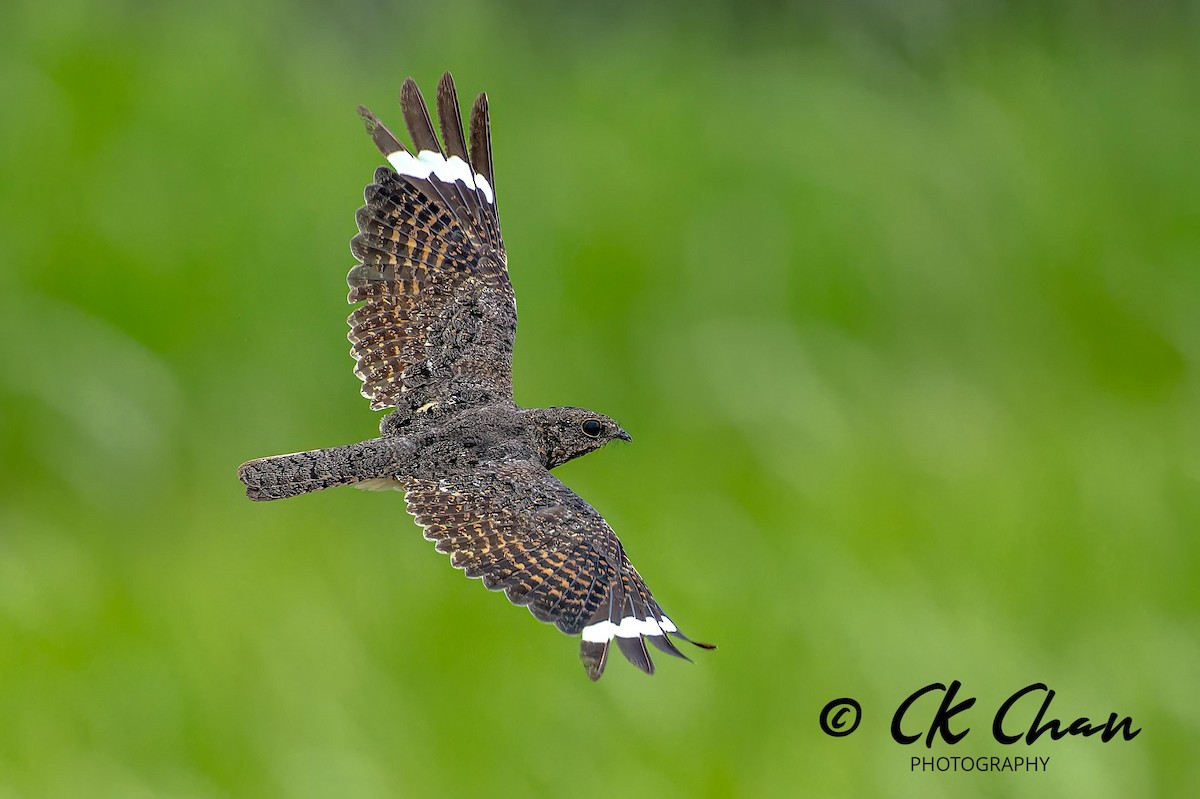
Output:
[
  {"xmin": 402, "ymin": 461, "xmax": 713, "ymax": 680},
  {"xmin": 348, "ymin": 73, "xmax": 513, "ymax": 411}
]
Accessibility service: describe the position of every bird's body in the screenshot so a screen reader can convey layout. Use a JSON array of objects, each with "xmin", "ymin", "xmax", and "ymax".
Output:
[
  {"xmin": 238, "ymin": 73, "xmax": 712, "ymax": 679},
  {"xmin": 239, "ymin": 403, "xmax": 618, "ymax": 501}
]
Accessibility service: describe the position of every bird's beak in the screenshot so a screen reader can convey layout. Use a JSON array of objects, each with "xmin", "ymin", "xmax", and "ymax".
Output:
[{"xmin": 617, "ymin": 429, "xmax": 632, "ymax": 443}]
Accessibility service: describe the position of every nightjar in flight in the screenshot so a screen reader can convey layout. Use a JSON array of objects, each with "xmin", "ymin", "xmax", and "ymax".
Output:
[{"xmin": 237, "ymin": 74, "xmax": 713, "ymax": 680}]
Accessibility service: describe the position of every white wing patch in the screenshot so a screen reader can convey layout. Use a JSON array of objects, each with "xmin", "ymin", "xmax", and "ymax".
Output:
[
  {"xmin": 387, "ymin": 150, "xmax": 495, "ymax": 204},
  {"xmin": 474, "ymin": 174, "xmax": 494, "ymax": 205},
  {"xmin": 581, "ymin": 614, "xmax": 677, "ymax": 643}
]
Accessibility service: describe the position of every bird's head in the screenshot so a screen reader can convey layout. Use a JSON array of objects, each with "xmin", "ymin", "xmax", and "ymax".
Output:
[{"xmin": 524, "ymin": 407, "xmax": 631, "ymax": 469}]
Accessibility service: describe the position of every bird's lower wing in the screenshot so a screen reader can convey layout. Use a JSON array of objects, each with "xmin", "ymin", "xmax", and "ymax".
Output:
[{"xmin": 401, "ymin": 460, "xmax": 712, "ymax": 680}]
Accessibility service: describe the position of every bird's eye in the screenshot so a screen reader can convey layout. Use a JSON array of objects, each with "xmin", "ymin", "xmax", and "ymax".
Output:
[{"xmin": 581, "ymin": 419, "xmax": 603, "ymax": 437}]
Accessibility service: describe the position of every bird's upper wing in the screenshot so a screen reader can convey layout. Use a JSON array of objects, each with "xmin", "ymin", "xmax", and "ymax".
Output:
[
  {"xmin": 348, "ymin": 73, "xmax": 513, "ymax": 411},
  {"xmin": 402, "ymin": 460, "xmax": 713, "ymax": 680}
]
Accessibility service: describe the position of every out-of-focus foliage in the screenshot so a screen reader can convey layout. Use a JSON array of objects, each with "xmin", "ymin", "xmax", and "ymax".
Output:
[{"xmin": 1, "ymin": 1, "xmax": 1197, "ymax": 796}]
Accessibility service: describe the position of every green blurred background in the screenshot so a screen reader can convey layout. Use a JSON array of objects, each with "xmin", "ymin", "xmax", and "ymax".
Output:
[{"xmin": 2, "ymin": 0, "xmax": 1197, "ymax": 796}]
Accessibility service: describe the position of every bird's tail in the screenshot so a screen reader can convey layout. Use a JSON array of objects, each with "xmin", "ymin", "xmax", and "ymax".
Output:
[{"xmin": 237, "ymin": 438, "xmax": 411, "ymax": 501}]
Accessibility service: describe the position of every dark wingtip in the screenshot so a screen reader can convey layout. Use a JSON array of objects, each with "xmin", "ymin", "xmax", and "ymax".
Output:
[
  {"xmin": 648, "ymin": 632, "xmax": 692, "ymax": 662},
  {"xmin": 581, "ymin": 640, "xmax": 609, "ymax": 681},
  {"xmin": 357, "ymin": 105, "xmax": 405, "ymax": 157},
  {"xmin": 399, "ymin": 76, "xmax": 441, "ymax": 155},
  {"xmin": 468, "ymin": 92, "xmax": 493, "ymax": 186},
  {"xmin": 670, "ymin": 627, "xmax": 717, "ymax": 651},
  {"xmin": 357, "ymin": 104, "xmax": 377, "ymax": 132},
  {"xmin": 617, "ymin": 635, "xmax": 656, "ymax": 676},
  {"xmin": 435, "ymin": 71, "xmax": 470, "ymax": 162},
  {"xmin": 400, "ymin": 76, "xmax": 421, "ymax": 104}
]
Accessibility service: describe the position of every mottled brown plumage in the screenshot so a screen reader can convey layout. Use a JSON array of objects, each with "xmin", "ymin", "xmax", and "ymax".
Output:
[{"xmin": 238, "ymin": 73, "xmax": 712, "ymax": 680}]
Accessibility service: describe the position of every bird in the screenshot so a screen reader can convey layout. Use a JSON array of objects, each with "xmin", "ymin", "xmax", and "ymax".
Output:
[{"xmin": 237, "ymin": 73, "xmax": 714, "ymax": 680}]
